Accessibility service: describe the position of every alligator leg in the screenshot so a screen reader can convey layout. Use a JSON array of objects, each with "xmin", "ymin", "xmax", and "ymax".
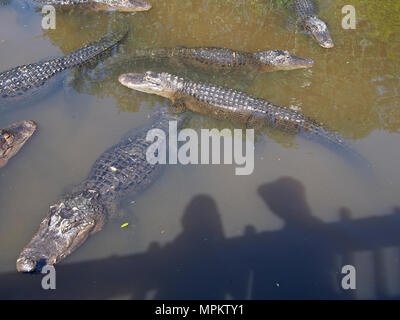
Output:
[
  {"xmin": 245, "ymin": 112, "xmax": 268, "ymax": 131},
  {"xmin": 171, "ymin": 98, "xmax": 187, "ymax": 114}
]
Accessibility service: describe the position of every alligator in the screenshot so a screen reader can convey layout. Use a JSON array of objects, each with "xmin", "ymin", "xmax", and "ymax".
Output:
[
  {"xmin": 113, "ymin": 47, "xmax": 314, "ymax": 72},
  {"xmin": 33, "ymin": 0, "xmax": 152, "ymax": 12},
  {"xmin": 292, "ymin": 0, "xmax": 334, "ymax": 48},
  {"xmin": 0, "ymin": 28, "xmax": 127, "ymax": 107},
  {"xmin": 119, "ymin": 71, "xmax": 367, "ymax": 165},
  {"xmin": 0, "ymin": 120, "xmax": 37, "ymax": 168},
  {"xmin": 16, "ymin": 106, "xmax": 182, "ymax": 272}
]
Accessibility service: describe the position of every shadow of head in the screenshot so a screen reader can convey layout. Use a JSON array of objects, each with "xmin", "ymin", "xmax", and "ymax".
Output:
[
  {"xmin": 258, "ymin": 177, "xmax": 314, "ymax": 225},
  {"xmin": 181, "ymin": 194, "xmax": 224, "ymax": 242}
]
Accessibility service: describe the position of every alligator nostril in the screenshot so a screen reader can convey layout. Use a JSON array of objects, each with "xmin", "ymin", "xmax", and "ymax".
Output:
[
  {"xmin": 16, "ymin": 257, "xmax": 37, "ymax": 273},
  {"xmin": 26, "ymin": 120, "xmax": 37, "ymax": 130}
]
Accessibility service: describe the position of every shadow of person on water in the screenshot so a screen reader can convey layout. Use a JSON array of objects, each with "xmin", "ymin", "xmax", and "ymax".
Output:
[
  {"xmin": 249, "ymin": 177, "xmax": 342, "ymax": 299},
  {"xmin": 0, "ymin": 179, "xmax": 399, "ymax": 299},
  {"xmin": 152, "ymin": 194, "xmax": 237, "ymax": 299}
]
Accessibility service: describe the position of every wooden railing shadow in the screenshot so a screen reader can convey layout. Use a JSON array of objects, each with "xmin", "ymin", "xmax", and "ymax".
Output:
[{"xmin": 1, "ymin": 177, "xmax": 399, "ymax": 299}]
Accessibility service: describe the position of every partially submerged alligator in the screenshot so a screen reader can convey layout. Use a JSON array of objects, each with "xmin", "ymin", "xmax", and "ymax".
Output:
[
  {"xmin": 33, "ymin": 0, "xmax": 152, "ymax": 12},
  {"xmin": 292, "ymin": 0, "xmax": 334, "ymax": 48},
  {"xmin": 16, "ymin": 106, "xmax": 181, "ymax": 272},
  {"xmin": 0, "ymin": 120, "xmax": 37, "ymax": 168},
  {"xmin": 119, "ymin": 71, "xmax": 365, "ymax": 164},
  {"xmin": 115, "ymin": 47, "xmax": 314, "ymax": 72},
  {"xmin": 0, "ymin": 29, "xmax": 127, "ymax": 106}
]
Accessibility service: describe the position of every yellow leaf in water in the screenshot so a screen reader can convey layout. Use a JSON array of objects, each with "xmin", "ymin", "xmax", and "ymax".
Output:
[{"xmin": 120, "ymin": 223, "xmax": 129, "ymax": 228}]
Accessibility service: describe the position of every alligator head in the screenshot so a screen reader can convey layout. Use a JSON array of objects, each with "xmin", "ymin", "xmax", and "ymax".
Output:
[
  {"xmin": 94, "ymin": 0, "xmax": 152, "ymax": 12},
  {"xmin": 16, "ymin": 190, "xmax": 106, "ymax": 272},
  {"xmin": 304, "ymin": 16, "xmax": 334, "ymax": 48},
  {"xmin": 0, "ymin": 120, "xmax": 37, "ymax": 168},
  {"xmin": 119, "ymin": 71, "xmax": 181, "ymax": 98},
  {"xmin": 253, "ymin": 50, "xmax": 314, "ymax": 71}
]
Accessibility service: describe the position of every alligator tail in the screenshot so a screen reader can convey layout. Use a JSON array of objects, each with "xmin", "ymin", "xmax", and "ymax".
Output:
[
  {"xmin": 125, "ymin": 47, "xmax": 181, "ymax": 62},
  {"xmin": 60, "ymin": 28, "xmax": 128, "ymax": 69},
  {"xmin": 299, "ymin": 121, "xmax": 372, "ymax": 173}
]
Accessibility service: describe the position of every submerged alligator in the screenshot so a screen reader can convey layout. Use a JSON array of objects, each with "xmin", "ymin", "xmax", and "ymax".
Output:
[
  {"xmin": 0, "ymin": 120, "xmax": 37, "ymax": 168},
  {"xmin": 119, "ymin": 71, "xmax": 366, "ymax": 165},
  {"xmin": 113, "ymin": 47, "xmax": 314, "ymax": 72},
  {"xmin": 16, "ymin": 106, "xmax": 181, "ymax": 272},
  {"xmin": 33, "ymin": 0, "xmax": 152, "ymax": 11},
  {"xmin": 292, "ymin": 0, "xmax": 334, "ymax": 48},
  {"xmin": 0, "ymin": 29, "xmax": 127, "ymax": 107}
]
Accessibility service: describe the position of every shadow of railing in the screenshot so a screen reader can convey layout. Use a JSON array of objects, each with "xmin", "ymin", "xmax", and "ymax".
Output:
[{"xmin": 1, "ymin": 177, "xmax": 399, "ymax": 300}]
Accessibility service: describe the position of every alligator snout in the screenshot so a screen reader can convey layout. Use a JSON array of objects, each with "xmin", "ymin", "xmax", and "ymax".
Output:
[
  {"xmin": 16, "ymin": 256, "xmax": 39, "ymax": 273},
  {"xmin": 129, "ymin": 0, "xmax": 152, "ymax": 11},
  {"xmin": 285, "ymin": 55, "xmax": 314, "ymax": 70},
  {"xmin": 118, "ymin": 73, "xmax": 144, "ymax": 86},
  {"xmin": 17, "ymin": 255, "xmax": 50, "ymax": 273}
]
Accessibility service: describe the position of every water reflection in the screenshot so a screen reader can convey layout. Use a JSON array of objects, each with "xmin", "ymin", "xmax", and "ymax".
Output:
[
  {"xmin": 34, "ymin": 0, "xmax": 399, "ymax": 141},
  {"xmin": 1, "ymin": 176, "xmax": 399, "ymax": 299},
  {"xmin": 5, "ymin": 0, "xmax": 399, "ymax": 139}
]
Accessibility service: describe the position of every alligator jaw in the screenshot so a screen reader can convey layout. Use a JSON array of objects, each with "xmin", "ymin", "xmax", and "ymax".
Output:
[
  {"xmin": 95, "ymin": 0, "xmax": 152, "ymax": 12},
  {"xmin": 304, "ymin": 16, "xmax": 334, "ymax": 48},
  {"xmin": 286, "ymin": 55, "xmax": 314, "ymax": 70},
  {"xmin": 17, "ymin": 190, "xmax": 106, "ymax": 272}
]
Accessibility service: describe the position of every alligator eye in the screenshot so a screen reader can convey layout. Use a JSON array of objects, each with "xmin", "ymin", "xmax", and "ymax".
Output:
[
  {"xmin": 4, "ymin": 133, "xmax": 13, "ymax": 144},
  {"xmin": 146, "ymin": 79, "xmax": 159, "ymax": 86},
  {"xmin": 61, "ymin": 220, "xmax": 72, "ymax": 233}
]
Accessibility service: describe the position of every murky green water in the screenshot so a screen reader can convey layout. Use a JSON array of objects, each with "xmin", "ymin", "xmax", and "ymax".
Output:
[{"xmin": 0, "ymin": 0, "xmax": 399, "ymax": 299}]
